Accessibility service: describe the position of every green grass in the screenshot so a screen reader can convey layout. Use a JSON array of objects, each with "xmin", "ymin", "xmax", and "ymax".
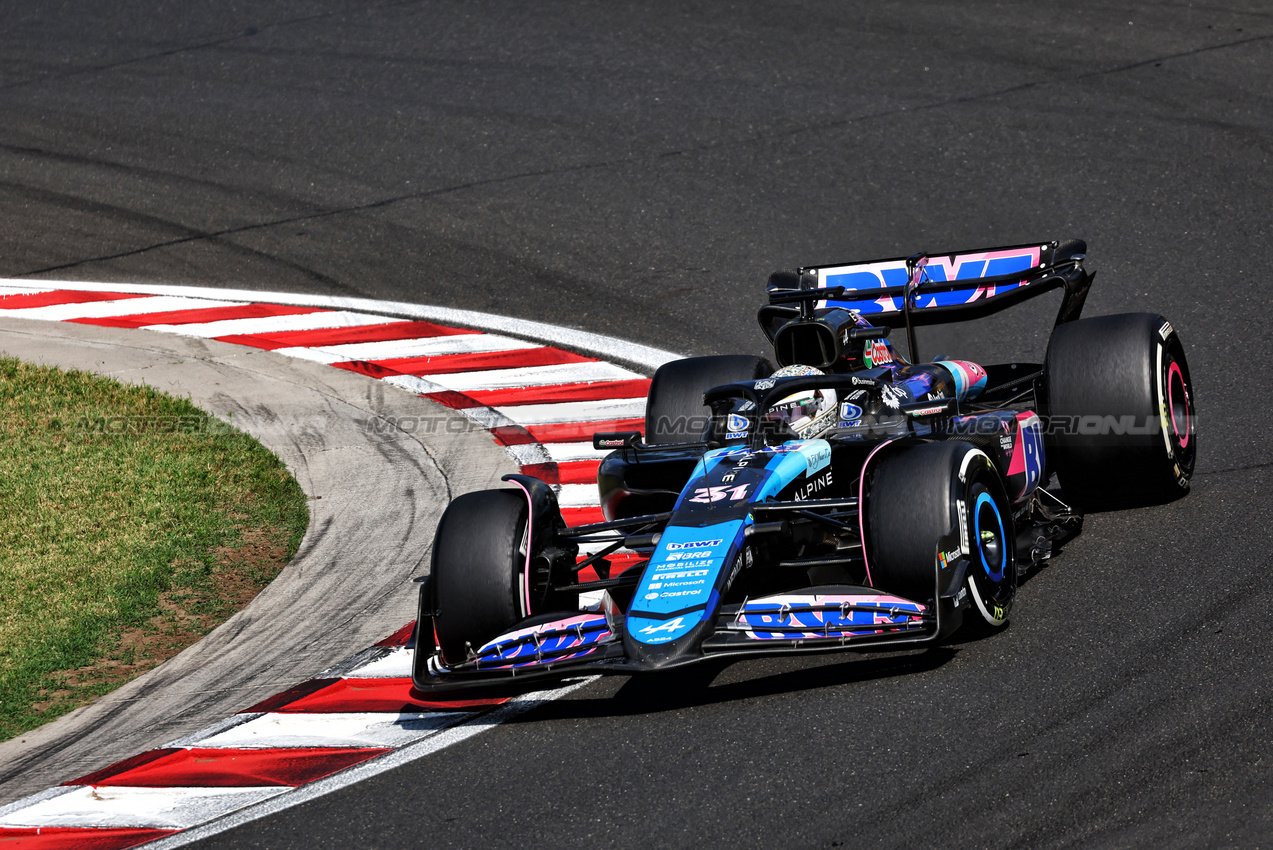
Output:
[{"xmin": 0, "ymin": 357, "xmax": 309, "ymax": 741}]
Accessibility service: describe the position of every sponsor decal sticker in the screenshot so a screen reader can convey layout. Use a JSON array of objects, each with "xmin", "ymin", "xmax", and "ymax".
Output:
[
  {"xmin": 799, "ymin": 441, "xmax": 832, "ymax": 474},
  {"xmin": 663, "ymin": 551, "xmax": 713, "ymax": 561},
  {"xmin": 639, "ymin": 616, "xmax": 687, "ymax": 635},
  {"xmin": 754, "ymin": 379, "xmax": 776, "ymax": 390},
  {"xmin": 957, "ymin": 499, "xmax": 970, "ymax": 554},
  {"xmin": 793, "ymin": 469, "xmax": 833, "ymax": 501},
  {"xmin": 881, "ymin": 384, "xmax": 907, "ymax": 409},
  {"xmin": 666, "ymin": 539, "xmax": 724, "ymax": 550},
  {"xmin": 840, "ymin": 401, "xmax": 864, "ymax": 421},
  {"xmin": 863, "ymin": 339, "xmax": 894, "ymax": 368},
  {"xmin": 652, "ymin": 568, "xmax": 712, "ymax": 579},
  {"xmin": 726, "ymin": 413, "xmax": 749, "ymax": 433}
]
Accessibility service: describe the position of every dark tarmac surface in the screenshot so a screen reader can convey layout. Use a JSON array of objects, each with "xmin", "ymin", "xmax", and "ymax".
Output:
[{"xmin": 2, "ymin": 2, "xmax": 1270, "ymax": 847}]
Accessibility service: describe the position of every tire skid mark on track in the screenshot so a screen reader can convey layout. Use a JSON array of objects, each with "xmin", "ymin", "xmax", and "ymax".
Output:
[{"xmin": 0, "ymin": 281, "xmax": 675, "ymax": 848}]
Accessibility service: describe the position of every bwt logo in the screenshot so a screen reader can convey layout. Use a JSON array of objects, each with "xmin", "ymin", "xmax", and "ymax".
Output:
[
  {"xmin": 665, "ymin": 539, "xmax": 723, "ymax": 550},
  {"xmin": 822, "ymin": 248, "xmax": 1042, "ymax": 306}
]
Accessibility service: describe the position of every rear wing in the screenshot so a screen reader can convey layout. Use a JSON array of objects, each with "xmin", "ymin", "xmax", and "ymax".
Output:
[{"xmin": 762, "ymin": 239, "xmax": 1093, "ymax": 334}]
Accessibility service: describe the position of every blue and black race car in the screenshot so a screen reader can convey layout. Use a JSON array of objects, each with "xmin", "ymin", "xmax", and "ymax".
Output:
[{"xmin": 411, "ymin": 239, "xmax": 1196, "ymax": 692}]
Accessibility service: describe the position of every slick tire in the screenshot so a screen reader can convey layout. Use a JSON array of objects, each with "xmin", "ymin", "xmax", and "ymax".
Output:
[
  {"xmin": 1044, "ymin": 313, "xmax": 1196, "ymax": 510},
  {"xmin": 644, "ymin": 355, "xmax": 773, "ymax": 444},
  {"xmin": 867, "ymin": 441, "xmax": 1016, "ymax": 631},
  {"xmin": 431, "ymin": 489, "xmax": 529, "ymax": 667}
]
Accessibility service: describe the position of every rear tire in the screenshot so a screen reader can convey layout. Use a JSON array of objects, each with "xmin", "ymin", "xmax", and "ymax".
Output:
[
  {"xmin": 644, "ymin": 355, "xmax": 772, "ymax": 444},
  {"xmin": 431, "ymin": 489, "xmax": 529, "ymax": 667},
  {"xmin": 867, "ymin": 441, "xmax": 1016, "ymax": 631},
  {"xmin": 1044, "ymin": 313, "xmax": 1196, "ymax": 509}
]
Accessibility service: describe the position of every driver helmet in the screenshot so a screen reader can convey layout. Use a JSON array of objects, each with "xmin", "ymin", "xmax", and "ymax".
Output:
[{"xmin": 763, "ymin": 364, "xmax": 837, "ymax": 439}]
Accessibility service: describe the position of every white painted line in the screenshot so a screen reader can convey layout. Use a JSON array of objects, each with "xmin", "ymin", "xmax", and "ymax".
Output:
[
  {"xmin": 576, "ymin": 539, "xmax": 641, "ymax": 557},
  {"xmin": 0, "ymin": 785, "xmax": 287, "ymax": 830},
  {"xmin": 451, "ymin": 404, "xmax": 519, "ymax": 431},
  {"xmin": 267, "ymin": 346, "xmax": 348, "ymax": 364},
  {"xmin": 417, "ymin": 361, "xmax": 638, "ymax": 393},
  {"xmin": 543, "ymin": 442, "xmax": 617, "ymax": 462},
  {"xmin": 0, "ymin": 295, "xmax": 243, "ymax": 322},
  {"xmin": 0, "ymin": 278, "xmax": 681, "ymax": 371},
  {"xmin": 0, "ymin": 786, "xmax": 78, "ymax": 822},
  {"xmin": 188, "ymin": 711, "xmax": 472, "ymax": 750},
  {"xmin": 275, "ymin": 332, "xmax": 537, "ymax": 364},
  {"xmin": 164, "ymin": 713, "xmax": 262, "ymax": 749},
  {"xmin": 503, "ymin": 442, "xmax": 613, "ymax": 465},
  {"xmin": 381, "ymin": 374, "xmax": 446, "ymax": 395},
  {"xmin": 577, "ymin": 589, "xmax": 606, "ymax": 609},
  {"xmin": 0, "ymin": 285, "xmax": 55, "ymax": 297},
  {"xmin": 556, "ymin": 483, "xmax": 604, "ymax": 508},
  {"xmin": 344, "ymin": 647, "xmax": 414, "ymax": 679},
  {"xmin": 143, "ymin": 310, "xmax": 398, "ymax": 339},
  {"xmin": 143, "ymin": 679, "xmax": 596, "ymax": 849},
  {"xmin": 496, "ymin": 397, "xmax": 646, "ymax": 425}
]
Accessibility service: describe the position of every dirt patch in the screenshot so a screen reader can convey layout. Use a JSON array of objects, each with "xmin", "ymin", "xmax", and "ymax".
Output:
[{"xmin": 28, "ymin": 526, "xmax": 293, "ymax": 716}]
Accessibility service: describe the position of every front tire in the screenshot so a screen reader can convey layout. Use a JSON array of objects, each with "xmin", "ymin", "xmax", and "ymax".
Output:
[
  {"xmin": 867, "ymin": 441, "xmax": 1016, "ymax": 631},
  {"xmin": 1044, "ymin": 313, "xmax": 1196, "ymax": 509},
  {"xmin": 431, "ymin": 489, "xmax": 529, "ymax": 667}
]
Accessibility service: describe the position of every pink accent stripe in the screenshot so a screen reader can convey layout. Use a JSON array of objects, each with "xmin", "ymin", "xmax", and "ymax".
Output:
[
  {"xmin": 461, "ymin": 378, "xmax": 651, "ymax": 408},
  {"xmin": 857, "ymin": 439, "xmax": 895, "ymax": 587},
  {"xmin": 0, "ymin": 290, "xmax": 151, "ymax": 310},
  {"xmin": 67, "ymin": 747, "xmax": 391, "ymax": 788},
  {"xmin": 500, "ymin": 476, "xmax": 538, "ymax": 617},
  {"xmin": 0, "ymin": 826, "xmax": 179, "ymax": 849},
  {"xmin": 67, "ymin": 303, "xmax": 328, "ymax": 329},
  {"xmin": 1168, "ymin": 361, "xmax": 1190, "ymax": 448},
  {"xmin": 215, "ymin": 320, "xmax": 479, "ymax": 351}
]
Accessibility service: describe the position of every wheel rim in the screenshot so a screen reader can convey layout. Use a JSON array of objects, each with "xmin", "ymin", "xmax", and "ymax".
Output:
[
  {"xmin": 974, "ymin": 491, "xmax": 1006, "ymax": 583},
  {"xmin": 1167, "ymin": 360, "xmax": 1191, "ymax": 451},
  {"xmin": 967, "ymin": 477, "xmax": 1014, "ymax": 627}
]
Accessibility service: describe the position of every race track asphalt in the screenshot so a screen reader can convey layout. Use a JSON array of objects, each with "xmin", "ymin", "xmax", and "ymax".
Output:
[{"xmin": 2, "ymin": 2, "xmax": 1270, "ymax": 846}]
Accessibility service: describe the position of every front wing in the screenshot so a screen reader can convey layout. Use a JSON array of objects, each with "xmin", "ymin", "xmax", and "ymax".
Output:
[{"xmin": 410, "ymin": 585, "xmax": 947, "ymax": 696}]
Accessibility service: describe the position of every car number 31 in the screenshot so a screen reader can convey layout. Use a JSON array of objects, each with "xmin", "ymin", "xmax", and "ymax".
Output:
[{"xmin": 688, "ymin": 484, "xmax": 750, "ymax": 503}]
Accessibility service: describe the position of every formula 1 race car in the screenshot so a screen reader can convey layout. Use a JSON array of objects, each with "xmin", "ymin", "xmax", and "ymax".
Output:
[{"xmin": 411, "ymin": 239, "xmax": 1196, "ymax": 693}]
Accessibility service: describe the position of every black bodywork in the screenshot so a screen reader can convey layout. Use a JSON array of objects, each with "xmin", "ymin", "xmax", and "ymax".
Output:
[{"xmin": 411, "ymin": 240, "xmax": 1093, "ymax": 693}]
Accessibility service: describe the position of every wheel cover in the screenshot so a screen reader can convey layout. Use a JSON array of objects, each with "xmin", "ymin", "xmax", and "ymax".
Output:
[
  {"xmin": 966, "ymin": 478, "xmax": 1014, "ymax": 627},
  {"xmin": 974, "ymin": 491, "xmax": 1006, "ymax": 583}
]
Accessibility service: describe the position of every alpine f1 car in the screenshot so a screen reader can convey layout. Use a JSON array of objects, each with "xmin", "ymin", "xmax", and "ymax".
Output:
[{"xmin": 411, "ymin": 239, "xmax": 1196, "ymax": 693}]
